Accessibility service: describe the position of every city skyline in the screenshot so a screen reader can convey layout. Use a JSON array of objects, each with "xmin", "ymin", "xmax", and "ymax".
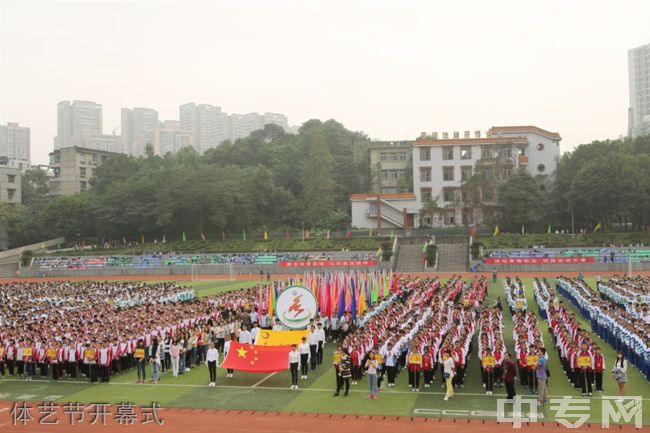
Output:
[{"xmin": 2, "ymin": 0, "xmax": 650, "ymax": 165}]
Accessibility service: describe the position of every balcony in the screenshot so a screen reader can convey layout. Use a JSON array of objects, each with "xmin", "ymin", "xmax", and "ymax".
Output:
[{"xmin": 518, "ymin": 155, "xmax": 529, "ymax": 166}]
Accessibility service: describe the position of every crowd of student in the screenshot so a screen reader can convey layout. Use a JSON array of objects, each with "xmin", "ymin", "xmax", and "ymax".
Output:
[
  {"xmin": 556, "ymin": 277, "xmax": 650, "ymax": 382},
  {"xmin": 503, "ymin": 276, "xmax": 528, "ymax": 313},
  {"xmin": 596, "ymin": 276, "xmax": 650, "ymax": 317}
]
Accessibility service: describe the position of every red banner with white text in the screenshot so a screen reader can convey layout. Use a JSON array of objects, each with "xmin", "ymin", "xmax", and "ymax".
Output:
[
  {"xmin": 279, "ymin": 260, "xmax": 377, "ymax": 268},
  {"xmin": 485, "ymin": 257, "xmax": 595, "ymax": 265}
]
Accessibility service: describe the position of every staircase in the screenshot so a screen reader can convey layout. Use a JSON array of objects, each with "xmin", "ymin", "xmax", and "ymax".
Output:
[
  {"xmin": 436, "ymin": 243, "xmax": 469, "ymax": 272},
  {"xmin": 394, "ymin": 237, "xmax": 427, "ymax": 272}
]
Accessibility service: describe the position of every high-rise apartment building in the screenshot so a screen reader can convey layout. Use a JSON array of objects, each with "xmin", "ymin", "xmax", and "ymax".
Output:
[
  {"xmin": 121, "ymin": 107, "xmax": 159, "ymax": 156},
  {"xmin": 54, "ymin": 100, "xmax": 103, "ymax": 149},
  {"xmin": 628, "ymin": 42, "xmax": 650, "ymax": 138},
  {"xmin": 0, "ymin": 122, "xmax": 31, "ymax": 170}
]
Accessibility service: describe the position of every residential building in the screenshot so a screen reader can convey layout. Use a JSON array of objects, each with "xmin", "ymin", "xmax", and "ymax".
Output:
[
  {"xmin": 152, "ymin": 120, "xmax": 194, "ymax": 155},
  {"xmin": 413, "ymin": 126, "xmax": 561, "ymax": 228},
  {"xmin": 0, "ymin": 165, "xmax": 21, "ymax": 204},
  {"xmin": 70, "ymin": 133, "xmax": 120, "ymax": 153},
  {"xmin": 350, "ymin": 193, "xmax": 419, "ymax": 230},
  {"xmin": 179, "ymin": 103, "xmax": 223, "ymax": 154},
  {"xmin": 0, "ymin": 122, "xmax": 31, "ymax": 170},
  {"xmin": 48, "ymin": 146, "xmax": 120, "ymax": 195},
  {"xmin": 628, "ymin": 42, "xmax": 650, "ymax": 138},
  {"xmin": 54, "ymin": 100, "xmax": 103, "ymax": 149},
  {"xmin": 367, "ymin": 140, "xmax": 413, "ymax": 194},
  {"xmin": 121, "ymin": 107, "xmax": 159, "ymax": 156}
]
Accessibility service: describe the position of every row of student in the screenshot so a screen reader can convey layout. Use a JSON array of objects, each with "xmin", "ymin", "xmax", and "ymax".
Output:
[
  {"xmin": 327, "ymin": 276, "xmax": 484, "ymax": 400},
  {"xmin": 557, "ymin": 277, "xmax": 650, "ymax": 382},
  {"xmin": 503, "ymin": 276, "xmax": 528, "ymax": 313}
]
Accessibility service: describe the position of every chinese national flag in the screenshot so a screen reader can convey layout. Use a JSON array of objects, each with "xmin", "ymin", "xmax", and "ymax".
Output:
[{"xmin": 220, "ymin": 341, "xmax": 290, "ymax": 373}]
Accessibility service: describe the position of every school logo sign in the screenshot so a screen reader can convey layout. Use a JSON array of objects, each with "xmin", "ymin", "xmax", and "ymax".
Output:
[{"xmin": 275, "ymin": 286, "xmax": 318, "ymax": 330}]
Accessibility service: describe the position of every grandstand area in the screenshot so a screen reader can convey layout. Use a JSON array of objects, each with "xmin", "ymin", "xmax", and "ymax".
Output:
[{"xmin": 484, "ymin": 247, "xmax": 650, "ymax": 263}]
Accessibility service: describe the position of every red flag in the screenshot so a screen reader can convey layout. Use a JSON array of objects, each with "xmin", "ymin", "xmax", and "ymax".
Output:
[
  {"xmin": 220, "ymin": 341, "xmax": 290, "ymax": 373},
  {"xmin": 285, "ymin": 228, "xmax": 290, "ymax": 240},
  {"xmin": 470, "ymin": 226, "xmax": 477, "ymax": 237},
  {"xmin": 346, "ymin": 229, "xmax": 352, "ymax": 239}
]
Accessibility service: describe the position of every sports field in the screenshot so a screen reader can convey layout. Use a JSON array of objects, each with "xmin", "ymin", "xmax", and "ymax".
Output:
[{"xmin": 0, "ymin": 275, "xmax": 648, "ymax": 427}]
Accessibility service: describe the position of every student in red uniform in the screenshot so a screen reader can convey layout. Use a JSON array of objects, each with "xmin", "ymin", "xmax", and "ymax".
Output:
[
  {"xmin": 452, "ymin": 343, "xmax": 464, "ymax": 388},
  {"xmin": 35, "ymin": 344, "xmax": 47, "ymax": 378},
  {"xmin": 407, "ymin": 346, "xmax": 422, "ymax": 392},
  {"xmin": 593, "ymin": 346, "xmax": 605, "ymax": 391},
  {"xmin": 351, "ymin": 346, "xmax": 361, "ymax": 385},
  {"xmin": 22, "ymin": 339, "xmax": 35, "ymax": 381},
  {"xmin": 48, "ymin": 342, "xmax": 64, "ymax": 382},
  {"xmin": 482, "ymin": 347, "xmax": 495, "ymax": 395},
  {"xmin": 577, "ymin": 342, "xmax": 594, "ymax": 396},
  {"xmin": 518, "ymin": 346, "xmax": 528, "ymax": 387},
  {"xmin": 5, "ymin": 339, "xmax": 16, "ymax": 376},
  {"xmin": 422, "ymin": 346, "xmax": 434, "ymax": 388},
  {"xmin": 493, "ymin": 345, "xmax": 504, "ymax": 387}
]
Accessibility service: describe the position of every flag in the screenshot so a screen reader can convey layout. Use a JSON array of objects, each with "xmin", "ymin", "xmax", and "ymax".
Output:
[
  {"xmin": 521, "ymin": 224, "xmax": 525, "ymax": 235},
  {"xmin": 182, "ymin": 232, "xmax": 186, "ymax": 242},
  {"xmin": 222, "ymin": 232, "xmax": 226, "ymax": 240},
  {"xmin": 255, "ymin": 330, "xmax": 309, "ymax": 346},
  {"xmin": 267, "ymin": 285, "xmax": 275, "ymax": 318},
  {"xmin": 242, "ymin": 228, "xmax": 246, "ymax": 240},
  {"xmin": 219, "ymin": 341, "xmax": 290, "ymax": 373},
  {"xmin": 422, "ymin": 241, "xmax": 428, "ymax": 253},
  {"xmin": 141, "ymin": 234, "xmax": 145, "ymax": 245},
  {"xmin": 350, "ymin": 277, "xmax": 357, "ymax": 321},
  {"xmin": 264, "ymin": 229, "xmax": 269, "ymax": 241},
  {"xmin": 368, "ymin": 229, "xmax": 372, "ymax": 238},
  {"xmin": 305, "ymin": 229, "xmax": 310, "ymax": 240},
  {"xmin": 326, "ymin": 230, "xmax": 330, "ymax": 240},
  {"xmin": 122, "ymin": 236, "xmax": 127, "ymax": 245},
  {"xmin": 162, "ymin": 234, "xmax": 166, "ymax": 244},
  {"xmin": 337, "ymin": 285, "xmax": 346, "ymax": 320},
  {"xmin": 284, "ymin": 228, "xmax": 290, "ymax": 240},
  {"xmin": 547, "ymin": 224, "xmax": 552, "ymax": 234},
  {"xmin": 201, "ymin": 232, "xmax": 206, "ymax": 241},
  {"xmin": 594, "ymin": 222, "xmax": 602, "ymax": 232},
  {"xmin": 493, "ymin": 225, "xmax": 500, "ymax": 236},
  {"xmin": 375, "ymin": 247, "xmax": 383, "ymax": 257},
  {"xmin": 390, "ymin": 230, "xmax": 394, "ymax": 240},
  {"xmin": 470, "ymin": 226, "xmax": 477, "ymax": 237},
  {"xmin": 346, "ymin": 229, "xmax": 352, "ymax": 239}
]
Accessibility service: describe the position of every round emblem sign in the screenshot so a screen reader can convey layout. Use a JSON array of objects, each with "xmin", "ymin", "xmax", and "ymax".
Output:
[{"xmin": 275, "ymin": 286, "xmax": 318, "ymax": 330}]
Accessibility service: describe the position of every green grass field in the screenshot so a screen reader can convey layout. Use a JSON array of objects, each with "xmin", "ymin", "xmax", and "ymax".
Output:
[{"xmin": 1, "ymin": 277, "xmax": 648, "ymax": 424}]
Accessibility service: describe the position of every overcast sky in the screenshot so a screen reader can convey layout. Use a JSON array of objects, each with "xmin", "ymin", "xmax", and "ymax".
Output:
[{"xmin": 1, "ymin": 0, "xmax": 649, "ymax": 164}]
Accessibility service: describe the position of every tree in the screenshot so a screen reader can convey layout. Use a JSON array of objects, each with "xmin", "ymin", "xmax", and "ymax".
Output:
[
  {"xmin": 497, "ymin": 169, "xmax": 544, "ymax": 229},
  {"xmin": 300, "ymin": 126, "xmax": 337, "ymax": 227}
]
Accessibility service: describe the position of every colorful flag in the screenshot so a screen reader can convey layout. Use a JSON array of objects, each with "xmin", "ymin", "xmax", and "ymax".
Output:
[
  {"xmin": 305, "ymin": 229, "xmax": 310, "ymax": 240},
  {"xmin": 222, "ymin": 232, "xmax": 226, "ymax": 240},
  {"xmin": 284, "ymin": 228, "xmax": 290, "ymax": 240},
  {"xmin": 547, "ymin": 224, "xmax": 552, "ymax": 234},
  {"xmin": 493, "ymin": 225, "xmax": 500, "ymax": 237},
  {"xmin": 162, "ymin": 234, "xmax": 166, "ymax": 244},
  {"xmin": 470, "ymin": 226, "xmax": 477, "ymax": 237},
  {"xmin": 242, "ymin": 228, "xmax": 246, "ymax": 240},
  {"xmin": 422, "ymin": 241, "xmax": 428, "ymax": 253},
  {"xmin": 375, "ymin": 247, "xmax": 383, "ymax": 257},
  {"xmin": 346, "ymin": 229, "xmax": 352, "ymax": 239},
  {"xmin": 182, "ymin": 232, "xmax": 187, "ymax": 242},
  {"xmin": 201, "ymin": 232, "xmax": 206, "ymax": 241},
  {"xmin": 594, "ymin": 222, "xmax": 602, "ymax": 232},
  {"xmin": 337, "ymin": 284, "xmax": 346, "ymax": 320},
  {"xmin": 255, "ymin": 330, "xmax": 309, "ymax": 346},
  {"xmin": 141, "ymin": 234, "xmax": 145, "ymax": 245},
  {"xmin": 521, "ymin": 224, "xmax": 525, "ymax": 235},
  {"xmin": 326, "ymin": 230, "xmax": 330, "ymax": 240},
  {"xmin": 219, "ymin": 342, "xmax": 290, "ymax": 373},
  {"xmin": 350, "ymin": 277, "xmax": 357, "ymax": 320},
  {"xmin": 267, "ymin": 285, "xmax": 275, "ymax": 318},
  {"xmin": 368, "ymin": 229, "xmax": 372, "ymax": 238}
]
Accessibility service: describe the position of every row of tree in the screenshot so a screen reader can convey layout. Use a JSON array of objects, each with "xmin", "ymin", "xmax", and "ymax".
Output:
[{"xmin": 5, "ymin": 120, "xmax": 371, "ymax": 247}]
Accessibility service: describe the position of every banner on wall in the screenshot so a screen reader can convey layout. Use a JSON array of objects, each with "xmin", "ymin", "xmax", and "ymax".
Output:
[
  {"xmin": 279, "ymin": 260, "xmax": 377, "ymax": 268},
  {"xmin": 485, "ymin": 257, "xmax": 595, "ymax": 265}
]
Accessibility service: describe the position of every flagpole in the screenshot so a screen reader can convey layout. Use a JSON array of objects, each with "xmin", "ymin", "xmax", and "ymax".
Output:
[{"xmin": 571, "ymin": 211, "xmax": 575, "ymax": 236}]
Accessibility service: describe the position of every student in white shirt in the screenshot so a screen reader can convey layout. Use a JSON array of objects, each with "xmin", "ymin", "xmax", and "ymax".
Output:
[
  {"xmin": 298, "ymin": 337, "xmax": 310, "ymax": 379},
  {"xmin": 307, "ymin": 326, "xmax": 318, "ymax": 371},
  {"xmin": 316, "ymin": 323, "xmax": 326, "ymax": 365},
  {"xmin": 205, "ymin": 342, "xmax": 219, "ymax": 386},
  {"xmin": 250, "ymin": 323, "xmax": 260, "ymax": 344},
  {"xmin": 239, "ymin": 325, "xmax": 252, "ymax": 345},
  {"xmin": 224, "ymin": 335, "xmax": 234, "ymax": 378},
  {"xmin": 289, "ymin": 344, "xmax": 301, "ymax": 389}
]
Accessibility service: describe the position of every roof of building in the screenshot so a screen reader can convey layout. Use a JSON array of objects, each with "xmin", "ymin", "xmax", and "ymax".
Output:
[
  {"xmin": 488, "ymin": 126, "xmax": 561, "ymax": 140},
  {"xmin": 350, "ymin": 193, "xmax": 416, "ymax": 201},
  {"xmin": 413, "ymin": 136, "xmax": 529, "ymax": 146}
]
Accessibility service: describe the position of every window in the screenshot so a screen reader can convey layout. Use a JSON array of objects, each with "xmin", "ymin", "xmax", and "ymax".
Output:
[
  {"xmin": 420, "ymin": 167, "xmax": 431, "ymax": 182},
  {"xmin": 443, "ymin": 166, "xmax": 454, "ymax": 181},
  {"xmin": 483, "ymin": 167, "xmax": 493, "ymax": 180},
  {"xmin": 537, "ymin": 163, "xmax": 546, "ymax": 173},
  {"xmin": 537, "ymin": 142, "xmax": 545, "ymax": 151},
  {"xmin": 420, "ymin": 188, "xmax": 432, "ymax": 203},
  {"xmin": 79, "ymin": 153, "xmax": 86, "ymax": 164},
  {"xmin": 381, "ymin": 187, "xmax": 397, "ymax": 194},
  {"xmin": 483, "ymin": 188, "xmax": 494, "ymax": 201},
  {"xmin": 92, "ymin": 168, "xmax": 97, "ymax": 177},
  {"xmin": 79, "ymin": 167, "xmax": 86, "ymax": 178},
  {"xmin": 442, "ymin": 188, "xmax": 455, "ymax": 202},
  {"xmin": 442, "ymin": 147, "xmax": 454, "ymax": 160},
  {"xmin": 92, "ymin": 154, "xmax": 98, "ymax": 164},
  {"xmin": 422, "ymin": 215, "xmax": 432, "ymax": 226},
  {"xmin": 499, "ymin": 147, "xmax": 512, "ymax": 159},
  {"xmin": 460, "ymin": 146, "xmax": 472, "ymax": 160},
  {"xmin": 420, "ymin": 148, "xmax": 430, "ymax": 161},
  {"xmin": 399, "ymin": 153, "xmax": 407, "ymax": 161},
  {"xmin": 461, "ymin": 166, "xmax": 472, "ymax": 181},
  {"xmin": 7, "ymin": 189, "xmax": 15, "ymax": 200},
  {"xmin": 502, "ymin": 168, "xmax": 512, "ymax": 179},
  {"xmin": 443, "ymin": 210, "xmax": 455, "ymax": 225},
  {"xmin": 461, "ymin": 190, "xmax": 470, "ymax": 203},
  {"xmin": 481, "ymin": 146, "xmax": 492, "ymax": 159},
  {"xmin": 7, "ymin": 175, "xmax": 15, "ymax": 183},
  {"xmin": 80, "ymin": 181, "xmax": 87, "ymax": 191}
]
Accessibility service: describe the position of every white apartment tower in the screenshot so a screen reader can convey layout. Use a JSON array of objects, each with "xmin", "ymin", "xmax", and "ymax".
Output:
[
  {"xmin": 0, "ymin": 122, "xmax": 31, "ymax": 170},
  {"xmin": 121, "ymin": 107, "xmax": 159, "ymax": 156},
  {"xmin": 628, "ymin": 42, "xmax": 650, "ymax": 138},
  {"xmin": 55, "ymin": 100, "xmax": 103, "ymax": 149}
]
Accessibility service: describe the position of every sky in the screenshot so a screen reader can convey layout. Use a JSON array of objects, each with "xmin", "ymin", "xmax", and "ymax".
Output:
[{"xmin": 1, "ymin": 0, "xmax": 649, "ymax": 165}]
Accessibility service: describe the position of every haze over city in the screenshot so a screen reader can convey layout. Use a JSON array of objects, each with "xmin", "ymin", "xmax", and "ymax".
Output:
[{"xmin": 1, "ymin": 0, "xmax": 650, "ymax": 164}]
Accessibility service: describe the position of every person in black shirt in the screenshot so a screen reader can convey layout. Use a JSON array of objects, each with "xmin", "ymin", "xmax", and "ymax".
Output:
[{"xmin": 334, "ymin": 348, "xmax": 352, "ymax": 397}]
